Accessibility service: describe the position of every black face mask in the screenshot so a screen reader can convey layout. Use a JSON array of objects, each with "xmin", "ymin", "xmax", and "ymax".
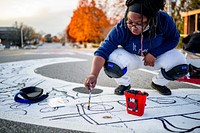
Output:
[{"xmin": 14, "ymin": 86, "xmax": 49, "ymax": 103}]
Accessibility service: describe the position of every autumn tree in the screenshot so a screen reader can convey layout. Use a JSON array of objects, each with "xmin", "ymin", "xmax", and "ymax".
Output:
[
  {"xmin": 67, "ymin": 0, "xmax": 111, "ymax": 43},
  {"xmin": 52, "ymin": 36, "xmax": 60, "ymax": 42},
  {"xmin": 66, "ymin": 26, "xmax": 76, "ymax": 42},
  {"xmin": 99, "ymin": 0, "xmax": 126, "ymax": 25}
]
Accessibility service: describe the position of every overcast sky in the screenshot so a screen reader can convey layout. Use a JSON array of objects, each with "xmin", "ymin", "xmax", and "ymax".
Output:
[{"xmin": 0, "ymin": 0, "xmax": 79, "ymax": 36}]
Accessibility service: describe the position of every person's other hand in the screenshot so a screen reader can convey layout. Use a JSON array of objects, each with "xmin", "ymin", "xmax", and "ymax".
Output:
[
  {"xmin": 143, "ymin": 53, "xmax": 156, "ymax": 67},
  {"xmin": 84, "ymin": 74, "xmax": 97, "ymax": 90}
]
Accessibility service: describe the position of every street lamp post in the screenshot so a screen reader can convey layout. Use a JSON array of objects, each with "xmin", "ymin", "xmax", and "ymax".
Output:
[{"xmin": 21, "ymin": 27, "xmax": 24, "ymax": 48}]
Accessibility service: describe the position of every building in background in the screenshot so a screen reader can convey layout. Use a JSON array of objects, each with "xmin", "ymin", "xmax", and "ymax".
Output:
[
  {"xmin": 0, "ymin": 27, "xmax": 19, "ymax": 48},
  {"xmin": 181, "ymin": 9, "xmax": 200, "ymax": 35}
]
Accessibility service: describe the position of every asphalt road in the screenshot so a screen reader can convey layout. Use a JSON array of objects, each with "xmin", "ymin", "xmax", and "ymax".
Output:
[{"xmin": 0, "ymin": 43, "xmax": 199, "ymax": 133}]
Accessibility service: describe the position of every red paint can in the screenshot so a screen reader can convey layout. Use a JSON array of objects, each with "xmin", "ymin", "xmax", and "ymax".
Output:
[{"xmin": 124, "ymin": 90, "xmax": 148, "ymax": 116}]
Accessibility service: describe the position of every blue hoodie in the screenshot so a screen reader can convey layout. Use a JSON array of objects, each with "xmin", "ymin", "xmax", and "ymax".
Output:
[{"xmin": 94, "ymin": 11, "xmax": 180, "ymax": 60}]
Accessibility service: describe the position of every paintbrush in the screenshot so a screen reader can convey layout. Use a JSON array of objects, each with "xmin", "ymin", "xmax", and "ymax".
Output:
[{"xmin": 88, "ymin": 90, "xmax": 91, "ymax": 110}]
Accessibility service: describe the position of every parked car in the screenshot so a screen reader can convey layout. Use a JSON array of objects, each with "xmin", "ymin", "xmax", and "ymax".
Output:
[
  {"xmin": 24, "ymin": 44, "xmax": 37, "ymax": 49},
  {"xmin": 72, "ymin": 42, "xmax": 82, "ymax": 48}
]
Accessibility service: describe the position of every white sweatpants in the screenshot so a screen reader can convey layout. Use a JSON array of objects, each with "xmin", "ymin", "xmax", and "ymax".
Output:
[{"xmin": 107, "ymin": 48, "xmax": 187, "ymax": 86}]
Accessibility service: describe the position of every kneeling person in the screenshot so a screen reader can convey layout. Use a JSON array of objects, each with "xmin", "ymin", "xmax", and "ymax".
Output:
[{"xmin": 84, "ymin": 0, "xmax": 188, "ymax": 95}]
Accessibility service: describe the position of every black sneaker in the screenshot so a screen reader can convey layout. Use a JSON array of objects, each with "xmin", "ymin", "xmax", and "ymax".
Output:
[
  {"xmin": 114, "ymin": 85, "xmax": 131, "ymax": 95},
  {"xmin": 151, "ymin": 82, "xmax": 171, "ymax": 95},
  {"xmin": 189, "ymin": 64, "xmax": 200, "ymax": 78}
]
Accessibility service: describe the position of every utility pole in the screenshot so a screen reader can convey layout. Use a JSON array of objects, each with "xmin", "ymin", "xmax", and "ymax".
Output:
[{"xmin": 21, "ymin": 27, "xmax": 24, "ymax": 48}]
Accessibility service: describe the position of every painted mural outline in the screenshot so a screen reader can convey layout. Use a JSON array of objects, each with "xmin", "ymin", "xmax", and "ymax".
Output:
[{"xmin": 0, "ymin": 57, "xmax": 200, "ymax": 132}]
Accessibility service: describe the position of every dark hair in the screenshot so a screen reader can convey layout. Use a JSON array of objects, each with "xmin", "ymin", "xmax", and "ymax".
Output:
[
  {"xmin": 125, "ymin": 0, "xmax": 164, "ymax": 17},
  {"xmin": 125, "ymin": 0, "xmax": 165, "ymax": 39}
]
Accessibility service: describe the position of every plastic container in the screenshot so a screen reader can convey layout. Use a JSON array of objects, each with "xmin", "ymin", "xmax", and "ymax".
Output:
[{"xmin": 124, "ymin": 90, "xmax": 148, "ymax": 116}]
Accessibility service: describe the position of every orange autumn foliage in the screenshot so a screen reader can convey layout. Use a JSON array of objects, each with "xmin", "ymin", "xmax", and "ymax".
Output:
[
  {"xmin": 40, "ymin": 37, "xmax": 46, "ymax": 42},
  {"xmin": 67, "ymin": 0, "xmax": 111, "ymax": 43}
]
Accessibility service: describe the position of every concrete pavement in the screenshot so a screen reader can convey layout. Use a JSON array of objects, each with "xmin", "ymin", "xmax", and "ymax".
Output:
[{"xmin": 0, "ymin": 44, "xmax": 200, "ymax": 133}]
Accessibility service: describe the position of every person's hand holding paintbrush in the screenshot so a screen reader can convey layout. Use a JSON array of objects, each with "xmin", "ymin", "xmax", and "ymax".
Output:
[
  {"xmin": 87, "ymin": 83, "xmax": 93, "ymax": 110},
  {"xmin": 84, "ymin": 74, "xmax": 97, "ymax": 110}
]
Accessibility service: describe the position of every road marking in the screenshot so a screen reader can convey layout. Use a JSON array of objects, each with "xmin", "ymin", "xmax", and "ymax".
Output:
[
  {"xmin": 24, "ymin": 50, "xmax": 94, "ymax": 56},
  {"xmin": 0, "ymin": 52, "xmax": 27, "ymax": 56}
]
